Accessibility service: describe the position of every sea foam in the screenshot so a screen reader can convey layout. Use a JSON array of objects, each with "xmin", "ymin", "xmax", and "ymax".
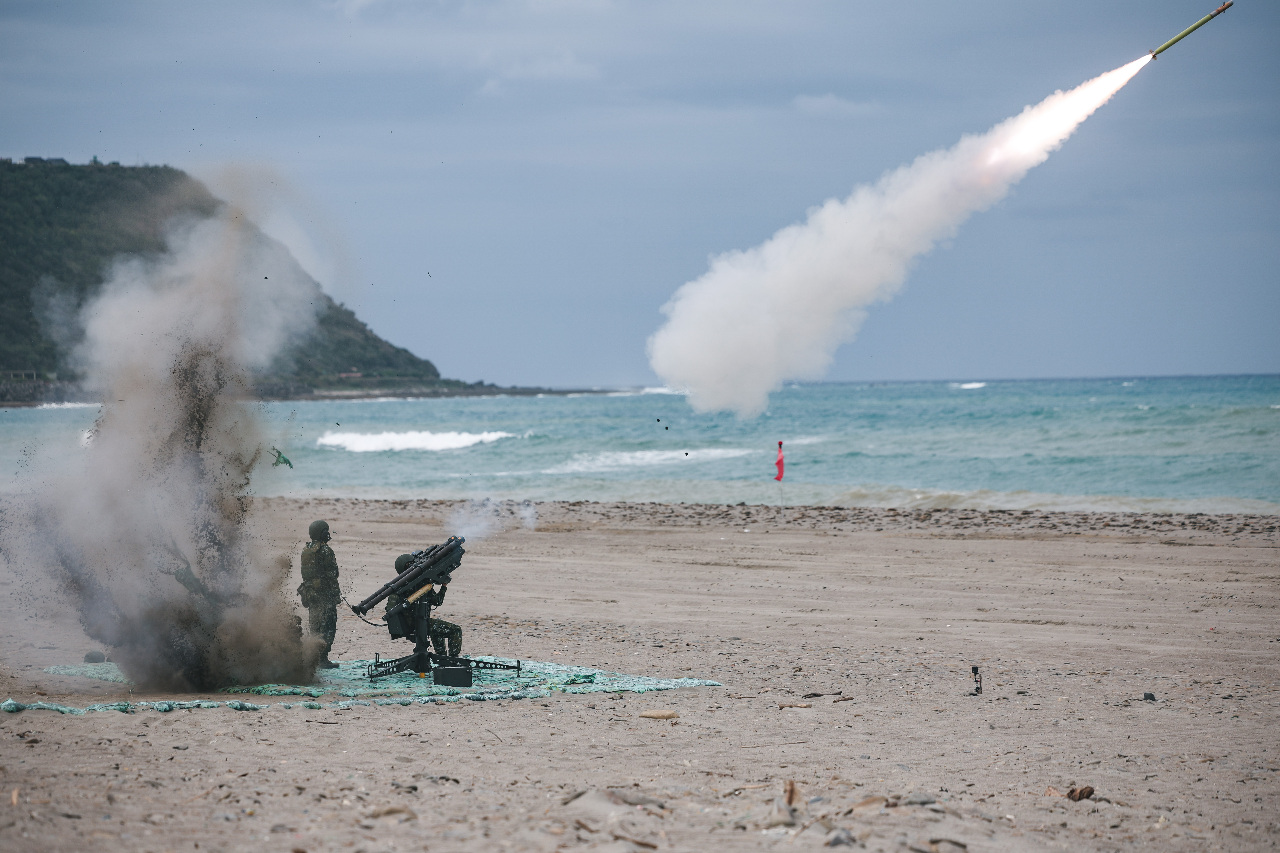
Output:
[
  {"xmin": 316, "ymin": 430, "xmax": 514, "ymax": 452},
  {"xmin": 545, "ymin": 448, "xmax": 752, "ymax": 474}
]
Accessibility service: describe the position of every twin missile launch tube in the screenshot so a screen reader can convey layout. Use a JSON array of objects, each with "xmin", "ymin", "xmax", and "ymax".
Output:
[{"xmin": 1151, "ymin": 1, "xmax": 1232, "ymax": 58}]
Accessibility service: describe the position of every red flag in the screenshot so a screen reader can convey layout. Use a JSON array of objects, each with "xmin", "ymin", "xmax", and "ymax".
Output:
[{"xmin": 774, "ymin": 441, "xmax": 784, "ymax": 481}]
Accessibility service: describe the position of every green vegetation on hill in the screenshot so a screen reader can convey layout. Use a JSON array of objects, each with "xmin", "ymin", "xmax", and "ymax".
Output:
[{"xmin": 0, "ymin": 159, "xmax": 445, "ymax": 397}]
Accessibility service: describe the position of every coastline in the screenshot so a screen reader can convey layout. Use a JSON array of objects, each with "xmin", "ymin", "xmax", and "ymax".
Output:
[
  {"xmin": 0, "ymin": 383, "xmax": 610, "ymax": 408},
  {"xmin": 263, "ymin": 496, "xmax": 1280, "ymax": 543}
]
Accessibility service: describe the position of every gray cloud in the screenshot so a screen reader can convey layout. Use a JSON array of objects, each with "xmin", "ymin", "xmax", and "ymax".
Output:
[
  {"xmin": 792, "ymin": 94, "xmax": 879, "ymax": 118},
  {"xmin": 1, "ymin": 1, "xmax": 1276, "ymax": 386}
]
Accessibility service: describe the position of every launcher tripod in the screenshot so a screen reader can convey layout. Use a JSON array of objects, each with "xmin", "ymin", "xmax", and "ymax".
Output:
[{"xmin": 367, "ymin": 651, "xmax": 521, "ymax": 683}]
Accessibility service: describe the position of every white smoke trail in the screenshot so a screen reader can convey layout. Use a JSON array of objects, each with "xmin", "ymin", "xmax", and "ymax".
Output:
[
  {"xmin": 648, "ymin": 57, "xmax": 1151, "ymax": 417},
  {"xmin": 448, "ymin": 498, "xmax": 538, "ymax": 540}
]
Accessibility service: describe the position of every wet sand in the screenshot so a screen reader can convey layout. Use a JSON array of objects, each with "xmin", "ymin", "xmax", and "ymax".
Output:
[{"xmin": 1, "ymin": 498, "xmax": 1277, "ymax": 851}]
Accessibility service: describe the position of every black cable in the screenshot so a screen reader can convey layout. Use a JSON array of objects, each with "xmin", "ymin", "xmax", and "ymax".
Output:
[{"xmin": 343, "ymin": 595, "xmax": 386, "ymax": 627}]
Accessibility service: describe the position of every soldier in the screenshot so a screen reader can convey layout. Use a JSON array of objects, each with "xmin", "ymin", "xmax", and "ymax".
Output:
[
  {"xmin": 299, "ymin": 520, "xmax": 342, "ymax": 669},
  {"xmin": 389, "ymin": 553, "xmax": 463, "ymax": 659}
]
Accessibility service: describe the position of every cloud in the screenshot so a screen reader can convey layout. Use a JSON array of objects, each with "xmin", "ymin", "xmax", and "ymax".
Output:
[{"xmin": 792, "ymin": 93, "xmax": 879, "ymax": 118}]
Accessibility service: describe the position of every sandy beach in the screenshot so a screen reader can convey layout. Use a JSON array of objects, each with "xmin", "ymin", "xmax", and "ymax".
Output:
[{"xmin": 1, "ymin": 498, "xmax": 1277, "ymax": 852}]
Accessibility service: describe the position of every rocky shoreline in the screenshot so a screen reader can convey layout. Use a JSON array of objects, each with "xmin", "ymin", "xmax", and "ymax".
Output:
[{"xmin": 277, "ymin": 496, "xmax": 1280, "ymax": 543}]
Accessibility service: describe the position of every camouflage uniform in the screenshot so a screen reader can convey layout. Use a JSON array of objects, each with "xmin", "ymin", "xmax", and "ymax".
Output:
[
  {"xmin": 388, "ymin": 553, "xmax": 462, "ymax": 659},
  {"xmin": 423, "ymin": 585, "xmax": 463, "ymax": 659},
  {"xmin": 299, "ymin": 520, "xmax": 342, "ymax": 667}
]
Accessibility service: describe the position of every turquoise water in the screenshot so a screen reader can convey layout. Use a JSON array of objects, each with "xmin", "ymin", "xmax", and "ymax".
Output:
[{"xmin": 4, "ymin": 376, "xmax": 1278, "ymax": 513}]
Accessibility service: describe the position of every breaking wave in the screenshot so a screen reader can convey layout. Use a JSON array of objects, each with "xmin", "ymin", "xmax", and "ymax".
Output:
[
  {"xmin": 316, "ymin": 430, "xmax": 515, "ymax": 452},
  {"xmin": 545, "ymin": 448, "xmax": 753, "ymax": 474},
  {"xmin": 603, "ymin": 387, "xmax": 686, "ymax": 397}
]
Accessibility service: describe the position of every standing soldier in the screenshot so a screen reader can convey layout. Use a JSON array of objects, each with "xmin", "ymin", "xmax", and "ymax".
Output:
[{"xmin": 299, "ymin": 520, "xmax": 342, "ymax": 669}]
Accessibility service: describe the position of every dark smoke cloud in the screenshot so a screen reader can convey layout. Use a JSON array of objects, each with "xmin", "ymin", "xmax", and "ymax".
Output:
[{"xmin": 5, "ymin": 189, "xmax": 328, "ymax": 691}]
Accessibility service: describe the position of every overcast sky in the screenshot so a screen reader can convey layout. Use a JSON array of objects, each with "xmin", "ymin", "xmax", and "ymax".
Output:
[{"xmin": 3, "ymin": 0, "xmax": 1277, "ymax": 388}]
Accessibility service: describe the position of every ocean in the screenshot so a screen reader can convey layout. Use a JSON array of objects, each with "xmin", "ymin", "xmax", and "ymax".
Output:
[{"xmin": 4, "ymin": 375, "xmax": 1278, "ymax": 514}]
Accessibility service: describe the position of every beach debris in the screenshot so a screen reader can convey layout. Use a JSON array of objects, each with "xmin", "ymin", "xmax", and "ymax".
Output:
[
  {"xmin": 1143, "ymin": 692, "xmax": 1156, "ymax": 701},
  {"xmin": 904, "ymin": 839, "xmax": 952, "ymax": 853},
  {"xmin": 270, "ymin": 446, "xmax": 292, "ymax": 468},
  {"xmin": 612, "ymin": 789, "xmax": 667, "ymax": 811},
  {"xmin": 833, "ymin": 696, "xmax": 856, "ymax": 703},
  {"xmin": 851, "ymin": 796, "xmax": 887, "ymax": 814},
  {"xmin": 414, "ymin": 775, "xmax": 461, "ymax": 785},
  {"xmin": 367, "ymin": 805, "xmax": 417, "ymax": 822},
  {"xmin": 784, "ymin": 779, "xmax": 800, "ymax": 807},
  {"xmin": 765, "ymin": 798, "xmax": 797, "ymax": 827},
  {"xmin": 1044, "ymin": 785, "xmax": 1064, "ymax": 797},
  {"xmin": 722, "ymin": 783, "xmax": 771, "ymax": 798},
  {"xmin": 564, "ymin": 789, "xmax": 664, "ymax": 820},
  {"xmin": 561, "ymin": 789, "xmax": 665, "ymax": 848},
  {"xmin": 971, "ymin": 665, "xmax": 982, "ymax": 695},
  {"xmin": 904, "ymin": 791, "xmax": 936, "ymax": 805},
  {"xmin": 611, "ymin": 828, "xmax": 660, "ymax": 849},
  {"xmin": 930, "ymin": 839, "xmax": 969, "ymax": 852},
  {"xmin": 802, "ymin": 691, "xmax": 841, "ymax": 699},
  {"xmin": 1067, "ymin": 786, "xmax": 1095, "ymax": 802},
  {"xmin": 779, "ymin": 702, "xmax": 812, "ymax": 709},
  {"xmin": 638, "ymin": 709, "xmax": 678, "ymax": 719},
  {"xmin": 737, "ymin": 732, "xmax": 803, "ymax": 747},
  {"xmin": 824, "ymin": 827, "xmax": 857, "ymax": 846}
]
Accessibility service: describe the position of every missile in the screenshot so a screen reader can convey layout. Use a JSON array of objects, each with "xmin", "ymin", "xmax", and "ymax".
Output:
[{"xmin": 1150, "ymin": 1, "xmax": 1232, "ymax": 59}]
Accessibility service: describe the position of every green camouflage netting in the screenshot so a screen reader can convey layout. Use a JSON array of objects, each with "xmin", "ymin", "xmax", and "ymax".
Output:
[{"xmin": 14, "ymin": 658, "xmax": 720, "ymax": 714}]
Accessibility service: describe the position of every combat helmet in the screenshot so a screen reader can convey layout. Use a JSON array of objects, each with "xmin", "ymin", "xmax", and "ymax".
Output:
[
  {"xmin": 394, "ymin": 553, "xmax": 414, "ymax": 575},
  {"xmin": 308, "ymin": 520, "xmax": 331, "ymax": 542}
]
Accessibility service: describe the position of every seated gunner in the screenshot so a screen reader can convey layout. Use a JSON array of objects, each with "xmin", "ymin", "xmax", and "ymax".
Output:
[{"xmin": 388, "ymin": 552, "xmax": 463, "ymax": 659}]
